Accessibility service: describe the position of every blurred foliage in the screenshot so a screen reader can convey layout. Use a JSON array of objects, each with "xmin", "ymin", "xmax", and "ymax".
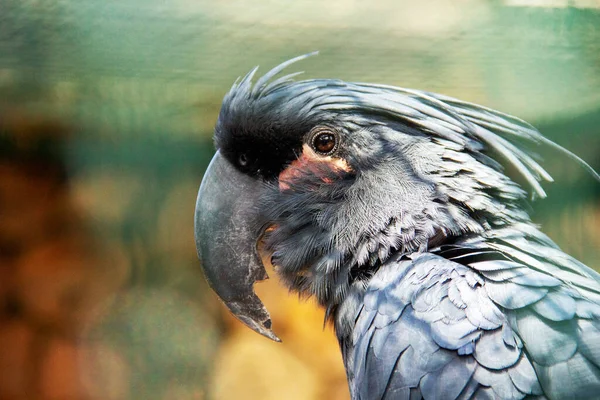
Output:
[{"xmin": 0, "ymin": 1, "xmax": 599, "ymax": 399}]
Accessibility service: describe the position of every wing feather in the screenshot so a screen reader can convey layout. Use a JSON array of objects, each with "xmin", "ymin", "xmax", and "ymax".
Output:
[
  {"xmin": 341, "ymin": 231, "xmax": 600, "ymax": 399},
  {"xmin": 342, "ymin": 253, "xmax": 542, "ymax": 399}
]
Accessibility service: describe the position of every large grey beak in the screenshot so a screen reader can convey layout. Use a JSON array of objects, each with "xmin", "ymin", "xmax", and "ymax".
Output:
[{"xmin": 194, "ymin": 151, "xmax": 280, "ymax": 342}]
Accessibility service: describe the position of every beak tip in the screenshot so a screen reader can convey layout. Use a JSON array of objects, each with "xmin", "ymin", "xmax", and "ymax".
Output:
[
  {"xmin": 259, "ymin": 324, "xmax": 282, "ymax": 342},
  {"xmin": 261, "ymin": 320, "xmax": 282, "ymax": 342},
  {"xmin": 229, "ymin": 304, "xmax": 282, "ymax": 342}
]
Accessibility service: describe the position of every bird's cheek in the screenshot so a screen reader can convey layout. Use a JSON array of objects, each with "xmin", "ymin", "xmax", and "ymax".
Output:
[{"xmin": 278, "ymin": 144, "xmax": 352, "ymax": 191}]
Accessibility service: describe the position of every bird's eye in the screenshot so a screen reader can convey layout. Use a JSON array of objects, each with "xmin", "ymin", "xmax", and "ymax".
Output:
[
  {"xmin": 238, "ymin": 153, "xmax": 249, "ymax": 167},
  {"xmin": 311, "ymin": 129, "xmax": 338, "ymax": 155}
]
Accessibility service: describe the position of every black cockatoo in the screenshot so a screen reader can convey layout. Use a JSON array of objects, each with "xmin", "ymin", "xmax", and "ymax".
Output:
[{"xmin": 194, "ymin": 53, "xmax": 600, "ymax": 399}]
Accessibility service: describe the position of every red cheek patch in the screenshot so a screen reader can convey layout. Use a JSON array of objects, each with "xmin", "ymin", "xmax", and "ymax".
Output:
[{"xmin": 279, "ymin": 144, "xmax": 352, "ymax": 191}]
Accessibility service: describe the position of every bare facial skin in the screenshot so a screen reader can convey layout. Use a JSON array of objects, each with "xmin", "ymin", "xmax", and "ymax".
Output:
[{"xmin": 279, "ymin": 144, "xmax": 352, "ymax": 191}]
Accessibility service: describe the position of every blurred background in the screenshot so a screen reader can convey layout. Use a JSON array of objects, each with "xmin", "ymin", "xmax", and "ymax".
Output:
[{"xmin": 0, "ymin": 0, "xmax": 599, "ymax": 399}]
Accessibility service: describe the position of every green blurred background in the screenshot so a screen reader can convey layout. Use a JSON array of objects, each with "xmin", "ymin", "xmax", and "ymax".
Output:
[{"xmin": 0, "ymin": 1, "xmax": 599, "ymax": 399}]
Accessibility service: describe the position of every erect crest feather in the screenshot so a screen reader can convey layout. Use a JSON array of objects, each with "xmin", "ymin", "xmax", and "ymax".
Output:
[{"xmin": 222, "ymin": 53, "xmax": 600, "ymax": 198}]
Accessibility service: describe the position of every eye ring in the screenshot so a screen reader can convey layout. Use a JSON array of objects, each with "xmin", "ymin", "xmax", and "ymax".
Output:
[{"xmin": 309, "ymin": 127, "xmax": 339, "ymax": 155}]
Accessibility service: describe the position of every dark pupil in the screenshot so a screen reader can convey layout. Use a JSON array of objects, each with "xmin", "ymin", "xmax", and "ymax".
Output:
[
  {"xmin": 314, "ymin": 133, "xmax": 335, "ymax": 153},
  {"xmin": 238, "ymin": 153, "xmax": 248, "ymax": 166}
]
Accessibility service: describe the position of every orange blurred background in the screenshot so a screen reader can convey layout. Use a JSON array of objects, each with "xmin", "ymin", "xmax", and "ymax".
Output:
[{"xmin": 1, "ymin": 1, "xmax": 599, "ymax": 399}]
